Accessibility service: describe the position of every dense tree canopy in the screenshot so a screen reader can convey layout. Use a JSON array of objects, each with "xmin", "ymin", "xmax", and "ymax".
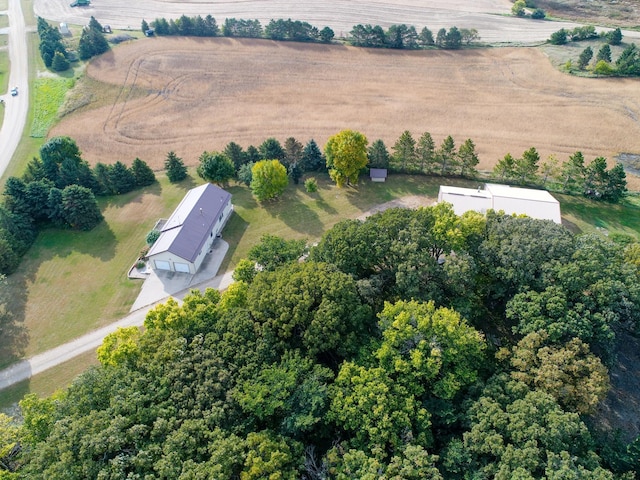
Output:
[{"xmin": 8, "ymin": 201, "xmax": 640, "ymax": 478}]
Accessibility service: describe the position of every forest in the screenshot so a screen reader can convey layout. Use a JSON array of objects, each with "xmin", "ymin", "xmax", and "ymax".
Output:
[{"xmin": 2, "ymin": 204, "xmax": 640, "ymax": 478}]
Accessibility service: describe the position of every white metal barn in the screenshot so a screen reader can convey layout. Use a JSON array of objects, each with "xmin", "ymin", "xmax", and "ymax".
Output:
[
  {"xmin": 438, "ymin": 183, "xmax": 562, "ymax": 224},
  {"xmin": 147, "ymin": 183, "xmax": 233, "ymax": 274}
]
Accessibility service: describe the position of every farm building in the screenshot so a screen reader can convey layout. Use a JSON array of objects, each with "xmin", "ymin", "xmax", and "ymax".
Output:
[
  {"xmin": 438, "ymin": 183, "xmax": 562, "ymax": 224},
  {"xmin": 147, "ymin": 183, "xmax": 233, "ymax": 274},
  {"xmin": 59, "ymin": 22, "xmax": 71, "ymax": 36},
  {"xmin": 370, "ymin": 168, "xmax": 388, "ymax": 182}
]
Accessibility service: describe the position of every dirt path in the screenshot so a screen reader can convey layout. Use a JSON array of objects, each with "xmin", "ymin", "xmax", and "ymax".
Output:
[
  {"xmin": 33, "ymin": 0, "xmax": 588, "ymax": 44},
  {"xmin": 0, "ymin": 0, "xmax": 29, "ymax": 179}
]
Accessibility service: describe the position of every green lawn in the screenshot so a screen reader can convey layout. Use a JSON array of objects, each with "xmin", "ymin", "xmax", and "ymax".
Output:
[
  {"xmin": 0, "ymin": 175, "xmax": 188, "ymax": 367},
  {"xmin": 0, "ymin": 171, "xmax": 638, "ymax": 405}
]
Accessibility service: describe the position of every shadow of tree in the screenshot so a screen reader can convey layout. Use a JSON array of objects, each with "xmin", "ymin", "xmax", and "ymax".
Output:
[
  {"xmin": 218, "ymin": 211, "xmax": 249, "ymax": 273},
  {"xmin": 0, "ymin": 270, "xmax": 31, "ymax": 368},
  {"xmin": 270, "ymin": 200, "xmax": 324, "ymax": 237}
]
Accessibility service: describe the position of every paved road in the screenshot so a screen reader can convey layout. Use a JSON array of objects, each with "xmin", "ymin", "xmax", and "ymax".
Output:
[
  {"xmin": 33, "ymin": 0, "xmax": 586, "ymax": 44},
  {"xmin": 0, "ymin": 270, "xmax": 234, "ymax": 390},
  {"xmin": 0, "ymin": 0, "xmax": 29, "ymax": 179}
]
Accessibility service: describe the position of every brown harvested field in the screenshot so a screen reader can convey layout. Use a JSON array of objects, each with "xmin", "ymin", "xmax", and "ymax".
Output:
[{"xmin": 52, "ymin": 37, "xmax": 640, "ymax": 188}]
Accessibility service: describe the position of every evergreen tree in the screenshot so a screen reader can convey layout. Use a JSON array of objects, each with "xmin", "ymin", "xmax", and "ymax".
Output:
[
  {"xmin": 259, "ymin": 138, "xmax": 286, "ymax": 163},
  {"xmin": 141, "ymin": 19, "xmax": 149, "ymax": 34},
  {"xmin": 391, "ymin": 131, "xmax": 417, "ymax": 172},
  {"xmin": 419, "ymin": 27, "xmax": 434, "ymax": 46},
  {"xmin": 608, "ymin": 27, "xmax": 622, "ymax": 46},
  {"xmin": 245, "ymin": 145, "xmax": 261, "ymax": 164},
  {"xmin": 438, "ymin": 135, "xmax": 457, "ymax": 175},
  {"xmin": 458, "ymin": 138, "xmax": 479, "ymax": 177},
  {"xmin": 577, "ymin": 46, "xmax": 593, "ymax": 70},
  {"xmin": 131, "ymin": 158, "xmax": 156, "ymax": 186},
  {"xmin": 51, "ymin": 52, "xmax": 70, "ymax": 72},
  {"xmin": 107, "ymin": 161, "xmax": 137, "ymax": 194},
  {"xmin": 94, "ymin": 162, "xmax": 113, "ymax": 195},
  {"xmin": 596, "ymin": 44, "xmax": 612, "ymax": 63},
  {"xmin": 514, "ymin": 147, "xmax": 540, "ymax": 185},
  {"xmin": 164, "ymin": 151, "xmax": 187, "ymax": 182},
  {"xmin": 224, "ymin": 142, "xmax": 246, "ymax": 171},
  {"xmin": 367, "ymin": 139, "xmax": 390, "ymax": 169},
  {"xmin": 60, "ymin": 185, "xmax": 103, "ymax": 230},
  {"xmin": 416, "ymin": 132, "xmax": 436, "ymax": 174},
  {"xmin": 493, "ymin": 153, "xmax": 516, "ymax": 181},
  {"xmin": 300, "ymin": 139, "xmax": 324, "ymax": 172},
  {"xmin": 559, "ymin": 151, "xmax": 585, "ymax": 194}
]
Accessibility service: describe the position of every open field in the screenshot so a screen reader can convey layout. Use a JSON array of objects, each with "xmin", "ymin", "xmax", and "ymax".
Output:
[
  {"xmin": 538, "ymin": 0, "xmax": 640, "ymax": 27},
  {"xmin": 33, "ymin": 0, "xmax": 589, "ymax": 44},
  {"xmin": 51, "ymin": 37, "xmax": 640, "ymax": 189}
]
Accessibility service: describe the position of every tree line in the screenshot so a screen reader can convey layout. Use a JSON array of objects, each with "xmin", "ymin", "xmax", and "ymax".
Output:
[
  {"xmin": 159, "ymin": 129, "xmax": 627, "ymax": 204},
  {"xmin": 145, "ymin": 14, "xmax": 480, "ymax": 49},
  {"xmin": 548, "ymin": 26, "xmax": 640, "ymax": 77},
  {"xmin": 5, "ymin": 206, "xmax": 640, "ymax": 477},
  {"xmin": 0, "ymin": 137, "xmax": 156, "ymax": 274}
]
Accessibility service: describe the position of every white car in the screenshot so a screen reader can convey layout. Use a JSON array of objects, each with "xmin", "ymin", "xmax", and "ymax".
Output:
[{"xmin": 10, "ymin": 87, "xmax": 17, "ymax": 96}]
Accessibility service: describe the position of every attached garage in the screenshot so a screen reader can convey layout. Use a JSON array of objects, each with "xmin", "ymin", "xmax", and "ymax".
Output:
[
  {"xmin": 154, "ymin": 260, "xmax": 171, "ymax": 270},
  {"xmin": 173, "ymin": 262, "xmax": 190, "ymax": 273},
  {"xmin": 147, "ymin": 183, "xmax": 233, "ymax": 275}
]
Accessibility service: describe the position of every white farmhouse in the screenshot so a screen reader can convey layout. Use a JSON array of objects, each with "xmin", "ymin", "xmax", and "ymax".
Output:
[
  {"xmin": 147, "ymin": 183, "xmax": 233, "ymax": 274},
  {"xmin": 438, "ymin": 183, "xmax": 562, "ymax": 224}
]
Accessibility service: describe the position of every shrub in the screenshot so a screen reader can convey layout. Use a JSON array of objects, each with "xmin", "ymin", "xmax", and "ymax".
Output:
[
  {"xmin": 549, "ymin": 29, "xmax": 567, "ymax": 45},
  {"xmin": 146, "ymin": 230, "xmax": 160, "ymax": 245},
  {"xmin": 594, "ymin": 60, "xmax": 614, "ymax": 75},
  {"xmin": 531, "ymin": 8, "xmax": 545, "ymax": 19},
  {"xmin": 304, "ymin": 178, "xmax": 318, "ymax": 193},
  {"xmin": 136, "ymin": 260, "xmax": 146, "ymax": 269}
]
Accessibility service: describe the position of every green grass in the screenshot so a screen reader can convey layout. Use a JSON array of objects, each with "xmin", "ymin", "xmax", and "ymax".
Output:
[
  {"xmin": 0, "ymin": 175, "xmax": 187, "ymax": 366},
  {"xmin": 219, "ymin": 173, "xmax": 465, "ymax": 272},
  {"xmin": 0, "ymin": 171, "xmax": 638, "ymax": 404},
  {"xmin": 0, "ymin": 350, "xmax": 99, "ymax": 410},
  {"xmin": 0, "ymin": 14, "xmax": 8, "ymax": 29},
  {"xmin": 557, "ymin": 192, "xmax": 640, "ymax": 237},
  {"xmin": 30, "ymin": 77, "xmax": 75, "ymax": 137}
]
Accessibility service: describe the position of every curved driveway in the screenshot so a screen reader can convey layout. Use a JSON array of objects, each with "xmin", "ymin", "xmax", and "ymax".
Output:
[{"xmin": 0, "ymin": 0, "xmax": 29, "ymax": 179}]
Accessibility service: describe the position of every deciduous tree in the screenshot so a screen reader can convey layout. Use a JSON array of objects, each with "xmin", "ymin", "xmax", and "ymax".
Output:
[
  {"xmin": 324, "ymin": 129, "xmax": 368, "ymax": 187},
  {"xmin": 197, "ymin": 151, "xmax": 235, "ymax": 185},
  {"xmin": 250, "ymin": 160, "xmax": 288, "ymax": 201}
]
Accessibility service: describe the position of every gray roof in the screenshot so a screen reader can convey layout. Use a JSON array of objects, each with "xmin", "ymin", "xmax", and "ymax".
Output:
[
  {"xmin": 148, "ymin": 183, "xmax": 231, "ymax": 263},
  {"xmin": 370, "ymin": 168, "xmax": 388, "ymax": 178}
]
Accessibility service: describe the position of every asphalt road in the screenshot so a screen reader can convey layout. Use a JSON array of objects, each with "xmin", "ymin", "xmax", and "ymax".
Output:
[{"xmin": 0, "ymin": 0, "xmax": 29, "ymax": 179}]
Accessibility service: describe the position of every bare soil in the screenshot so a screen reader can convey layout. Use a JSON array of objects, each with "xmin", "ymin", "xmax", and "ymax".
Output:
[{"xmin": 52, "ymin": 37, "xmax": 640, "ymax": 189}]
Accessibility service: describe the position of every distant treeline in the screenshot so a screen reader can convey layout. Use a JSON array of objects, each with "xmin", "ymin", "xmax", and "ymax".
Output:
[{"xmin": 146, "ymin": 15, "xmax": 480, "ymax": 49}]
